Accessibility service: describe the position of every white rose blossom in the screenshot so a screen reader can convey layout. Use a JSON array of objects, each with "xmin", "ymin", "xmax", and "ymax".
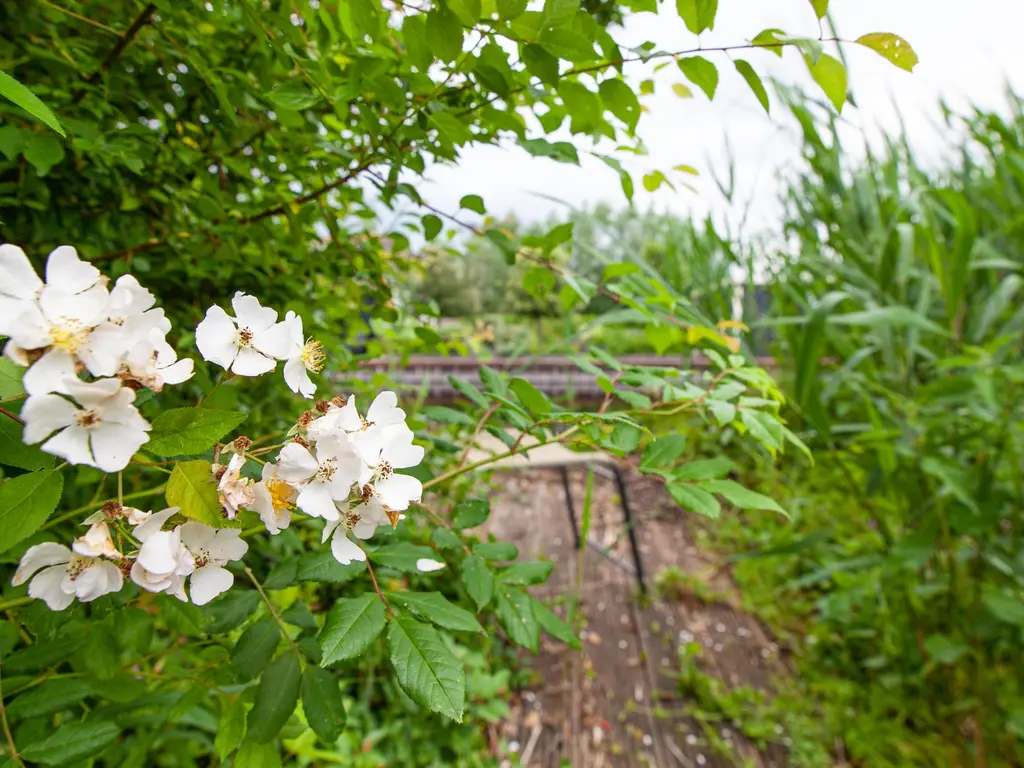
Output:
[
  {"xmin": 195, "ymin": 292, "xmax": 291, "ymax": 376},
  {"xmin": 355, "ymin": 423, "xmax": 424, "ymax": 513},
  {"xmin": 131, "ymin": 507, "xmax": 195, "ymax": 601},
  {"xmin": 13, "ymin": 542, "xmax": 123, "ymax": 610},
  {"xmin": 281, "ymin": 310, "xmax": 324, "ymax": 399},
  {"xmin": 276, "ymin": 441, "xmax": 362, "ymax": 522},
  {"xmin": 250, "ymin": 461, "xmax": 297, "ymax": 535},
  {"xmin": 73, "ymin": 521, "xmax": 121, "ymax": 560},
  {"xmin": 22, "ymin": 378, "xmax": 151, "ymax": 472},
  {"xmin": 178, "ymin": 522, "xmax": 248, "ymax": 605}
]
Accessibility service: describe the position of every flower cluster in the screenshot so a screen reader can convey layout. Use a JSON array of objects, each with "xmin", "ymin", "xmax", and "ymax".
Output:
[
  {"xmin": 12, "ymin": 504, "xmax": 247, "ymax": 609},
  {"xmin": 196, "ymin": 293, "xmax": 324, "ymax": 399},
  {"xmin": 228, "ymin": 391, "xmax": 425, "ymax": 564},
  {"xmin": 1, "ymin": 244, "xmax": 193, "ymax": 472}
]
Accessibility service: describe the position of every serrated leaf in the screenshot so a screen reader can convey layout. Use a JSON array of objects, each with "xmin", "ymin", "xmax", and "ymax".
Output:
[
  {"xmin": 371, "ymin": 542, "xmax": 438, "ymax": 573},
  {"xmin": 0, "ymin": 359, "xmax": 25, "ymax": 399},
  {"xmin": 0, "ymin": 70, "xmax": 65, "ymax": 136},
  {"xmin": 509, "ymin": 377, "xmax": 552, "ymax": 416},
  {"xmin": 232, "ymin": 619, "xmax": 281, "ymax": 681},
  {"xmin": 700, "ymin": 479, "xmax": 786, "ymax": 515},
  {"xmin": 530, "ymin": 598, "xmax": 579, "ymax": 648},
  {"xmin": 319, "ymin": 593, "xmax": 387, "ymax": 665},
  {"xmin": 20, "ymin": 722, "xmax": 119, "ymax": 765},
  {"xmin": 23, "ymin": 133, "xmax": 64, "ymax": 176},
  {"xmin": 806, "ymin": 52, "xmax": 847, "ymax": 112},
  {"xmin": 0, "ymin": 469, "xmax": 63, "ymax": 553},
  {"xmin": 432, "ymin": 527, "xmax": 464, "ymax": 550},
  {"xmin": 494, "ymin": 586, "xmax": 539, "ymax": 651},
  {"xmin": 856, "ymin": 33, "xmax": 918, "ymax": 72},
  {"xmin": 302, "ymin": 666, "xmax": 346, "ymax": 744},
  {"xmin": 7, "ymin": 679, "xmax": 92, "ymax": 719},
  {"xmin": 146, "ymin": 408, "xmax": 248, "ymax": 456},
  {"xmin": 268, "ymin": 80, "xmax": 320, "ymax": 111},
  {"xmin": 166, "ymin": 460, "xmax": 232, "ymax": 528},
  {"xmin": 461, "ymin": 555, "xmax": 494, "ymax": 610},
  {"xmin": 674, "ymin": 458, "xmax": 734, "ymax": 481},
  {"xmin": 667, "ymin": 483, "xmax": 721, "ymax": 518},
  {"xmin": 246, "ymin": 652, "xmax": 301, "ymax": 742},
  {"xmin": 235, "ymin": 742, "xmax": 282, "ymax": 768},
  {"xmin": 387, "ymin": 615, "xmax": 465, "ymax": 721},
  {"xmin": 427, "ymin": 7, "xmax": 464, "ymax": 61},
  {"xmin": 473, "ymin": 541, "xmax": 518, "ymax": 561},
  {"xmin": 384, "ymin": 591, "xmax": 483, "ymax": 633},
  {"xmin": 453, "ymin": 499, "xmax": 490, "ymax": 529},
  {"xmin": 678, "ymin": 56, "xmax": 718, "ymax": 99},
  {"xmin": 734, "ymin": 60, "xmax": 770, "ymax": 113},
  {"xmin": 641, "ymin": 434, "xmax": 687, "ymax": 470},
  {"xmin": 0, "ymin": 417, "xmax": 54, "ymax": 471},
  {"xmin": 215, "ymin": 697, "xmax": 246, "ymax": 760},
  {"xmin": 496, "ymin": 561, "xmax": 553, "ymax": 586}
]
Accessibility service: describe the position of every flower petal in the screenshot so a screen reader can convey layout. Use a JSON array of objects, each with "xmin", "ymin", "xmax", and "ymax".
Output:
[
  {"xmin": 29, "ymin": 565, "xmax": 74, "ymax": 610},
  {"xmin": 42, "ymin": 425, "xmax": 95, "ymax": 467},
  {"xmin": 21, "ymin": 394, "xmax": 78, "ymax": 444},
  {"xmin": 330, "ymin": 530, "xmax": 366, "ymax": 565},
  {"xmin": 45, "ymin": 246, "xmax": 100, "ymax": 294},
  {"xmin": 277, "ymin": 442, "xmax": 319, "ymax": 482},
  {"xmin": 0, "ymin": 243, "xmax": 42, "ymax": 299},
  {"xmin": 374, "ymin": 473, "xmax": 422, "ymax": 512},
  {"xmin": 283, "ymin": 356, "xmax": 315, "ymax": 398},
  {"xmin": 210, "ymin": 529, "xmax": 248, "ymax": 563},
  {"xmin": 137, "ymin": 529, "xmax": 184, "ymax": 576},
  {"xmin": 231, "ymin": 292, "xmax": 277, "ymax": 332},
  {"xmin": 230, "ymin": 346, "xmax": 276, "ymax": 377},
  {"xmin": 195, "ymin": 305, "xmax": 238, "ymax": 369},
  {"xmin": 296, "ymin": 480, "xmax": 341, "ymax": 521},
  {"xmin": 179, "ymin": 521, "xmax": 217, "ymax": 553},
  {"xmin": 133, "ymin": 506, "xmax": 178, "ymax": 542},
  {"xmin": 367, "ymin": 391, "xmax": 403, "ymax": 425},
  {"xmin": 22, "ymin": 350, "xmax": 77, "ymax": 397},
  {"xmin": 13, "ymin": 542, "xmax": 71, "ymax": 585},
  {"xmin": 90, "ymin": 421, "xmax": 149, "ymax": 473},
  {"xmin": 416, "ymin": 558, "xmax": 446, "ymax": 573},
  {"xmin": 189, "ymin": 565, "xmax": 234, "ymax": 606}
]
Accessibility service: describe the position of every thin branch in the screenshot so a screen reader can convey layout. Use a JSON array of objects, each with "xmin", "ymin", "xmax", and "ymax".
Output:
[
  {"xmin": 0, "ymin": 407, "xmax": 24, "ymax": 426},
  {"xmin": 39, "ymin": 0, "xmax": 121, "ymax": 35},
  {"xmin": 0, "ymin": 664, "xmax": 25, "ymax": 767},
  {"xmin": 458, "ymin": 404, "xmax": 497, "ymax": 469},
  {"xmin": 72, "ymin": 3, "xmax": 156, "ymax": 103},
  {"xmin": 244, "ymin": 567, "xmax": 302, "ymax": 657},
  {"xmin": 358, "ymin": 543, "xmax": 393, "ymax": 617}
]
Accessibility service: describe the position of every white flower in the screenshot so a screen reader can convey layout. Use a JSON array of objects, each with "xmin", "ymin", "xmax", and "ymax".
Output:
[
  {"xmin": 276, "ymin": 441, "xmax": 361, "ymax": 521},
  {"xmin": 73, "ymin": 521, "xmax": 120, "ymax": 560},
  {"xmin": 216, "ymin": 453, "xmax": 254, "ymax": 520},
  {"xmin": 22, "ymin": 378, "xmax": 151, "ymax": 472},
  {"xmin": 180, "ymin": 522, "xmax": 248, "ymax": 605},
  {"xmin": 195, "ymin": 292, "xmax": 291, "ymax": 376},
  {"xmin": 124, "ymin": 327, "xmax": 194, "ymax": 391},
  {"xmin": 250, "ymin": 462, "xmax": 297, "ymax": 535},
  {"xmin": 355, "ymin": 424, "xmax": 424, "ymax": 513},
  {"xmin": 83, "ymin": 504, "xmax": 150, "ymax": 526},
  {"xmin": 131, "ymin": 508, "xmax": 195, "ymax": 601},
  {"xmin": 0, "ymin": 244, "xmax": 103, "ymax": 338},
  {"xmin": 281, "ymin": 311, "xmax": 323, "ymax": 399},
  {"xmin": 322, "ymin": 498, "xmax": 393, "ymax": 565},
  {"xmin": 416, "ymin": 558, "xmax": 446, "ymax": 573},
  {"xmin": 13, "ymin": 542, "xmax": 123, "ymax": 610},
  {"xmin": 306, "ymin": 395, "xmax": 361, "ymax": 450}
]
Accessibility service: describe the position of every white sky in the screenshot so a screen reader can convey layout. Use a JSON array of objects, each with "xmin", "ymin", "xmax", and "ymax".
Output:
[{"xmin": 416, "ymin": 0, "xmax": 1024, "ymax": 236}]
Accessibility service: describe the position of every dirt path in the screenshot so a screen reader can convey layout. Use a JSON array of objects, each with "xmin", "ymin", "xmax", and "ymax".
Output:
[{"xmin": 476, "ymin": 467, "xmax": 791, "ymax": 768}]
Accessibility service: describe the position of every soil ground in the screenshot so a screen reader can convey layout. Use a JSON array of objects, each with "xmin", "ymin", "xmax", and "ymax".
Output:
[{"xmin": 472, "ymin": 465, "xmax": 792, "ymax": 768}]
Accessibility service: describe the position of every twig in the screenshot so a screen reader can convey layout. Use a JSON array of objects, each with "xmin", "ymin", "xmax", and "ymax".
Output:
[
  {"xmin": 0, "ymin": 407, "xmax": 24, "ymax": 426},
  {"xmin": 42, "ymin": 486, "xmax": 166, "ymax": 529},
  {"xmin": 244, "ymin": 566, "xmax": 302, "ymax": 657},
  {"xmin": 357, "ymin": 543, "xmax": 393, "ymax": 617},
  {"xmin": 458, "ymin": 404, "xmax": 497, "ymax": 469},
  {"xmin": 38, "ymin": 0, "xmax": 121, "ymax": 35},
  {"xmin": 0, "ymin": 664, "xmax": 25, "ymax": 767},
  {"xmin": 72, "ymin": 3, "xmax": 156, "ymax": 101}
]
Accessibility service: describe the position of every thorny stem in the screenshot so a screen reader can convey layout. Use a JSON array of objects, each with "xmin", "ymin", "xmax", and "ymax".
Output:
[
  {"xmin": 358, "ymin": 542, "xmax": 393, "ymax": 617},
  {"xmin": 0, "ymin": 664, "xmax": 25, "ymax": 767},
  {"xmin": 244, "ymin": 567, "xmax": 302, "ymax": 657}
]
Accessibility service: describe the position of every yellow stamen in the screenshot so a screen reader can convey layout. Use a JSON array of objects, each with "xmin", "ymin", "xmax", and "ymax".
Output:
[
  {"xmin": 301, "ymin": 338, "xmax": 325, "ymax": 372},
  {"xmin": 267, "ymin": 478, "xmax": 295, "ymax": 512},
  {"xmin": 49, "ymin": 324, "xmax": 88, "ymax": 353}
]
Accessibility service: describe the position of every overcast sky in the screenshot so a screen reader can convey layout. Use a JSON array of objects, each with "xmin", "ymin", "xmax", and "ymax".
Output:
[{"xmin": 414, "ymin": 0, "xmax": 1024, "ymax": 236}]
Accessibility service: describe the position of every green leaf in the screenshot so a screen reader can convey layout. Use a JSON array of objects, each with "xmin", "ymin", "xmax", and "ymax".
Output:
[
  {"xmin": 982, "ymin": 591, "xmax": 1024, "ymax": 626},
  {"xmin": 147, "ymin": 408, "xmax": 248, "ymax": 456},
  {"xmin": 459, "ymin": 194, "xmax": 486, "ymax": 214},
  {"xmin": 20, "ymin": 722, "xmax": 119, "ymax": 765},
  {"xmin": 371, "ymin": 542, "xmax": 437, "ymax": 572},
  {"xmin": 494, "ymin": 586, "xmax": 540, "ymax": 652},
  {"xmin": 319, "ymin": 593, "xmax": 387, "ymax": 665},
  {"xmin": 0, "ymin": 469, "xmax": 63, "ymax": 554},
  {"xmin": 530, "ymin": 598, "xmax": 579, "ymax": 648},
  {"xmin": 645, "ymin": 322, "xmax": 683, "ymax": 354},
  {"xmin": 0, "ymin": 70, "xmax": 65, "ymax": 136},
  {"xmin": 453, "ymin": 499, "xmax": 490, "ymax": 529},
  {"xmin": 667, "ymin": 483, "xmax": 721, "ymax": 518},
  {"xmin": 302, "ymin": 666, "xmax": 346, "ymax": 744},
  {"xmin": 542, "ymin": 0, "xmax": 579, "ymax": 27},
  {"xmin": 640, "ymin": 435, "xmax": 687, "ymax": 470},
  {"xmin": 607, "ymin": 423, "xmax": 642, "ymax": 454},
  {"xmin": 0, "ymin": 359, "xmax": 25, "ymax": 399},
  {"xmin": 674, "ymin": 458, "xmax": 734, "ymax": 481},
  {"xmin": 232, "ymin": 619, "xmax": 281, "ymax": 681},
  {"xmin": 215, "ymin": 698, "xmax": 247, "ymax": 760},
  {"xmin": 520, "ymin": 137, "xmax": 580, "ymax": 165},
  {"xmin": 678, "ymin": 56, "xmax": 718, "ymax": 99},
  {"xmin": 0, "ymin": 417, "xmax": 54, "ymax": 471},
  {"xmin": 734, "ymin": 60, "xmax": 770, "ymax": 114},
  {"xmin": 497, "ymin": 0, "xmax": 528, "ymax": 18},
  {"xmin": 523, "ymin": 266, "xmax": 556, "ymax": 298},
  {"xmin": 700, "ymin": 479, "xmax": 786, "ymax": 515},
  {"xmin": 203, "ymin": 591, "xmax": 261, "ymax": 634},
  {"xmin": 385, "ymin": 591, "xmax": 484, "ymax": 633},
  {"xmin": 923, "ymin": 634, "xmax": 969, "ymax": 665},
  {"xmin": 461, "ymin": 555, "xmax": 494, "ymax": 610},
  {"xmin": 402, "ymin": 15, "xmax": 432, "ymax": 71},
  {"xmin": 166, "ymin": 459, "xmax": 232, "ymax": 528},
  {"xmin": 349, "ymin": 0, "xmax": 383, "ymax": 36},
  {"xmin": 855, "ymin": 33, "xmax": 918, "ymax": 72},
  {"xmin": 448, "ymin": 0, "xmax": 482, "ymax": 25},
  {"xmin": 598, "ymin": 78, "xmax": 641, "ymax": 131},
  {"xmin": 808, "ymin": 0, "xmax": 828, "ymax": 19},
  {"xmin": 484, "ymin": 228, "xmax": 518, "ymax": 264},
  {"xmin": 235, "ymin": 742, "xmax": 282, "ymax": 768},
  {"xmin": 432, "ymin": 527, "xmax": 464, "ymax": 550},
  {"xmin": 643, "ymin": 171, "xmax": 669, "ymax": 192},
  {"xmin": 268, "ymin": 80, "xmax": 320, "ymax": 111},
  {"xmin": 496, "ymin": 561, "xmax": 553, "ymax": 586},
  {"xmin": 509, "ymin": 377, "xmax": 552, "ymax": 416},
  {"xmin": 427, "ymin": 8, "xmax": 465, "ymax": 61},
  {"xmin": 22, "ymin": 133, "xmax": 64, "ymax": 176},
  {"xmin": 7, "ymin": 679, "xmax": 92, "ymax": 719},
  {"xmin": 387, "ymin": 615, "xmax": 466, "ymax": 722},
  {"xmin": 246, "ymin": 652, "xmax": 301, "ymax": 743},
  {"xmin": 295, "ymin": 552, "xmax": 365, "ymax": 583},
  {"xmin": 474, "ymin": 541, "xmax": 518, "ymax": 561},
  {"xmin": 806, "ymin": 52, "xmax": 847, "ymax": 112},
  {"xmin": 829, "ymin": 306, "xmax": 947, "ymax": 335},
  {"xmin": 422, "ymin": 214, "xmax": 443, "ymax": 240},
  {"xmin": 752, "ymin": 28, "xmax": 787, "ymax": 57},
  {"xmin": 675, "ymin": 0, "xmax": 717, "ymax": 34}
]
